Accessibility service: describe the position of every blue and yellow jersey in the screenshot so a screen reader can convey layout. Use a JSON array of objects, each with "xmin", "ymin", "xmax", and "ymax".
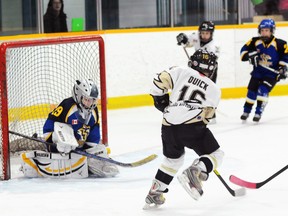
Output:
[
  {"xmin": 240, "ymin": 36, "xmax": 288, "ymax": 78},
  {"xmin": 43, "ymin": 97, "xmax": 100, "ymax": 146}
]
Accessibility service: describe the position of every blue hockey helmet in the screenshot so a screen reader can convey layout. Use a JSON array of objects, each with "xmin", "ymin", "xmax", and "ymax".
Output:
[{"xmin": 258, "ymin": 18, "xmax": 276, "ymax": 34}]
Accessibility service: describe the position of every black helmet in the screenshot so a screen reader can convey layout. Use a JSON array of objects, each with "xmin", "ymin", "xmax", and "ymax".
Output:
[
  {"xmin": 188, "ymin": 49, "xmax": 217, "ymax": 79},
  {"xmin": 198, "ymin": 21, "xmax": 215, "ymax": 33}
]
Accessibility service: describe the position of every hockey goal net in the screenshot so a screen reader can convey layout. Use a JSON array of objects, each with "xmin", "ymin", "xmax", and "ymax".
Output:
[{"xmin": 0, "ymin": 35, "xmax": 108, "ymax": 180}]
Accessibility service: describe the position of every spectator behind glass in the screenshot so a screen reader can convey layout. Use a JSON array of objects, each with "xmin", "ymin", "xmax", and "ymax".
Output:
[
  {"xmin": 279, "ymin": 0, "xmax": 288, "ymax": 20},
  {"xmin": 44, "ymin": 0, "xmax": 68, "ymax": 33},
  {"xmin": 254, "ymin": 0, "xmax": 280, "ymax": 15}
]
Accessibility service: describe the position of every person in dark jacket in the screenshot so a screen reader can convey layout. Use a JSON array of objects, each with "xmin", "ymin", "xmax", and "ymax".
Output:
[{"xmin": 44, "ymin": 0, "xmax": 68, "ymax": 33}]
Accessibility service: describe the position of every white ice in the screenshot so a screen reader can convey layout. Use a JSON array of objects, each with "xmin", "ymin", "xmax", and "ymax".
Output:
[{"xmin": 1, "ymin": 96, "xmax": 288, "ymax": 216}]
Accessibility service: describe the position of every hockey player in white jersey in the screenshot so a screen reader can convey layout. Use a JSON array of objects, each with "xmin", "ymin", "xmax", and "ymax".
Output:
[
  {"xmin": 143, "ymin": 49, "xmax": 224, "ymax": 209},
  {"xmin": 176, "ymin": 21, "xmax": 220, "ymax": 82},
  {"xmin": 176, "ymin": 21, "xmax": 220, "ymax": 123}
]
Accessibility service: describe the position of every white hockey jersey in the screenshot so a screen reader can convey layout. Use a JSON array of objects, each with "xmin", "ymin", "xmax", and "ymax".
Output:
[
  {"xmin": 186, "ymin": 32, "xmax": 220, "ymax": 58},
  {"xmin": 151, "ymin": 66, "xmax": 221, "ymax": 125}
]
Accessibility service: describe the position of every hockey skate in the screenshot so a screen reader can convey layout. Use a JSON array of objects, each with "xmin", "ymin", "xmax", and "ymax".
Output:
[
  {"xmin": 240, "ymin": 112, "xmax": 249, "ymax": 121},
  {"xmin": 143, "ymin": 189, "xmax": 168, "ymax": 210},
  {"xmin": 177, "ymin": 165, "xmax": 208, "ymax": 200},
  {"xmin": 253, "ymin": 114, "xmax": 261, "ymax": 122},
  {"xmin": 143, "ymin": 180, "xmax": 168, "ymax": 210}
]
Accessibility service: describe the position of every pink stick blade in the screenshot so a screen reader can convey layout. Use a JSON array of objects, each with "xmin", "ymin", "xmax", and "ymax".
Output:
[{"xmin": 229, "ymin": 175, "xmax": 257, "ymax": 189}]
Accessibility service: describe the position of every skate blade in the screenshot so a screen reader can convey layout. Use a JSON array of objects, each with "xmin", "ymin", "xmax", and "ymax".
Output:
[
  {"xmin": 252, "ymin": 119, "xmax": 260, "ymax": 124},
  {"xmin": 177, "ymin": 174, "xmax": 202, "ymax": 201},
  {"xmin": 241, "ymin": 119, "xmax": 247, "ymax": 124},
  {"xmin": 143, "ymin": 203, "xmax": 161, "ymax": 210}
]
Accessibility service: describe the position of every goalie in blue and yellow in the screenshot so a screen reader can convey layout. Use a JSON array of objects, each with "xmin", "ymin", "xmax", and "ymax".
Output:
[{"xmin": 20, "ymin": 79, "xmax": 119, "ymax": 178}]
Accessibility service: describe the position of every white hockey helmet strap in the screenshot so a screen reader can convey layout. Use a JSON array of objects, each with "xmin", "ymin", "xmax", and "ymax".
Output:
[{"xmin": 72, "ymin": 79, "xmax": 99, "ymax": 110}]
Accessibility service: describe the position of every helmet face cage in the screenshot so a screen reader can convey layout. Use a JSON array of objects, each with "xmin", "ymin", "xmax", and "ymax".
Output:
[
  {"xmin": 72, "ymin": 79, "xmax": 99, "ymax": 111},
  {"xmin": 188, "ymin": 49, "xmax": 217, "ymax": 79},
  {"xmin": 258, "ymin": 18, "xmax": 275, "ymax": 34}
]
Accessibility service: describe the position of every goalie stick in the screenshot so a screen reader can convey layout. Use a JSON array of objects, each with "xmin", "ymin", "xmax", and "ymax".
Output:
[
  {"xmin": 229, "ymin": 164, "xmax": 288, "ymax": 189},
  {"xmin": 213, "ymin": 170, "xmax": 246, "ymax": 197},
  {"xmin": 9, "ymin": 130, "xmax": 157, "ymax": 167}
]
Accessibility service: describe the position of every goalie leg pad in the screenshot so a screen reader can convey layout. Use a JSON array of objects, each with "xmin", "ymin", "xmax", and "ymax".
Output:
[
  {"xmin": 20, "ymin": 151, "xmax": 88, "ymax": 178},
  {"xmin": 86, "ymin": 144, "xmax": 119, "ymax": 177}
]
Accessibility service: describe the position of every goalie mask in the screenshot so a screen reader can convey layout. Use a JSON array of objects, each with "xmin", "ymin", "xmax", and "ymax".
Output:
[
  {"xmin": 72, "ymin": 79, "xmax": 98, "ymax": 123},
  {"xmin": 188, "ymin": 49, "xmax": 217, "ymax": 79}
]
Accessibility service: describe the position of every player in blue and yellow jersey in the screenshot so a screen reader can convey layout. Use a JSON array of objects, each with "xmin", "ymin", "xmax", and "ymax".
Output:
[
  {"xmin": 43, "ymin": 79, "xmax": 101, "ymax": 152},
  {"xmin": 240, "ymin": 18, "xmax": 288, "ymax": 122},
  {"xmin": 20, "ymin": 79, "xmax": 119, "ymax": 178}
]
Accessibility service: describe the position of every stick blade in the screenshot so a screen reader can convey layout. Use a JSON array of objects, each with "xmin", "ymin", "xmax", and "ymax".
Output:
[
  {"xmin": 233, "ymin": 187, "xmax": 246, "ymax": 196},
  {"xmin": 130, "ymin": 154, "xmax": 158, "ymax": 167},
  {"xmin": 213, "ymin": 170, "xmax": 246, "ymax": 197},
  {"xmin": 229, "ymin": 175, "xmax": 257, "ymax": 189}
]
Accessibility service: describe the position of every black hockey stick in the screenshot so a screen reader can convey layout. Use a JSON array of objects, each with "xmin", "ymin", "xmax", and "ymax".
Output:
[
  {"xmin": 213, "ymin": 170, "xmax": 246, "ymax": 197},
  {"xmin": 229, "ymin": 164, "xmax": 288, "ymax": 189},
  {"xmin": 183, "ymin": 47, "xmax": 190, "ymax": 59},
  {"xmin": 9, "ymin": 130, "xmax": 157, "ymax": 167}
]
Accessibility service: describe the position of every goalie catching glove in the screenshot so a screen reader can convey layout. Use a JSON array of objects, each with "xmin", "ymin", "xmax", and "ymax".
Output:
[{"xmin": 52, "ymin": 122, "xmax": 79, "ymax": 154}]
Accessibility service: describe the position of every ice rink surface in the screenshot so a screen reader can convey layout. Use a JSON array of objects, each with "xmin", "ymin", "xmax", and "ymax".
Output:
[{"xmin": 1, "ymin": 96, "xmax": 288, "ymax": 216}]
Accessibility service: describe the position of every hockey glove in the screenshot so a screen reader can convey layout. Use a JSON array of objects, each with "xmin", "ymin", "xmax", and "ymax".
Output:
[
  {"xmin": 176, "ymin": 33, "xmax": 188, "ymax": 46},
  {"xmin": 248, "ymin": 51, "xmax": 259, "ymax": 67},
  {"xmin": 52, "ymin": 122, "xmax": 79, "ymax": 154},
  {"xmin": 277, "ymin": 65, "xmax": 288, "ymax": 81},
  {"xmin": 152, "ymin": 94, "xmax": 169, "ymax": 112}
]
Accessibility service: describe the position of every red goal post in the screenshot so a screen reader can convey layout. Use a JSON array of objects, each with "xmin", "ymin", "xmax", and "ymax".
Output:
[{"xmin": 0, "ymin": 35, "xmax": 108, "ymax": 180}]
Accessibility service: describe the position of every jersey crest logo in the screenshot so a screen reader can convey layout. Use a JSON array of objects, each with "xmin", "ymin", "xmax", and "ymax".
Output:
[
  {"xmin": 77, "ymin": 125, "xmax": 91, "ymax": 142},
  {"xmin": 259, "ymin": 53, "xmax": 272, "ymax": 67}
]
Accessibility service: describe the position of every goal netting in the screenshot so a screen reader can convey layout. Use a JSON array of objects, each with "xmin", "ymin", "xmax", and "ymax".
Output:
[{"xmin": 0, "ymin": 35, "xmax": 108, "ymax": 180}]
